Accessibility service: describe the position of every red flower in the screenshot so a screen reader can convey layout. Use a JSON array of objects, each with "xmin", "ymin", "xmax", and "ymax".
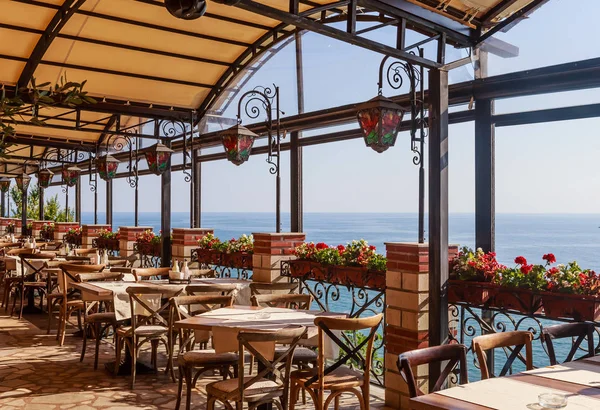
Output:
[
  {"xmin": 316, "ymin": 242, "xmax": 328, "ymax": 250},
  {"xmin": 369, "ymin": 245, "xmax": 376, "ymax": 251},
  {"xmin": 514, "ymin": 256, "xmax": 527, "ymax": 265},
  {"xmin": 547, "ymin": 267, "xmax": 559, "ymax": 276},
  {"xmin": 542, "ymin": 253, "xmax": 556, "ymax": 264},
  {"xmin": 520, "ymin": 264, "xmax": 533, "ymax": 275}
]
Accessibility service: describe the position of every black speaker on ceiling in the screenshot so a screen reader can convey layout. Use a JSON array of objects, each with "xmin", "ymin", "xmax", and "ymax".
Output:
[{"xmin": 165, "ymin": 0, "xmax": 207, "ymax": 20}]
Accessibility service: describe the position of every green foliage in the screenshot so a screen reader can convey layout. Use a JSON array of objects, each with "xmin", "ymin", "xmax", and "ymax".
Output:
[
  {"xmin": 10, "ymin": 189, "xmax": 73, "ymax": 222},
  {"xmin": 340, "ymin": 330, "xmax": 383, "ymax": 370}
]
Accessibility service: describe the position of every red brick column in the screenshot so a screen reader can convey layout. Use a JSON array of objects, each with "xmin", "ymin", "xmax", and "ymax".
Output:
[
  {"xmin": 118, "ymin": 226, "xmax": 153, "ymax": 257},
  {"xmin": 172, "ymin": 228, "xmax": 214, "ymax": 261},
  {"xmin": 384, "ymin": 242, "xmax": 459, "ymax": 409},
  {"xmin": 53, "ymin": 222, "xmax": 80, "ymax": 241},
  {"xmin": 251, "ymin": 233, "xmax": 305, "ymax": 283},
  {"xmin": 81, "ymin": 224, "xmax": 112, "ymax": 249},
  {"xmin": 0, "ymin": 218, "xmax": 11, "ymax": 234}
]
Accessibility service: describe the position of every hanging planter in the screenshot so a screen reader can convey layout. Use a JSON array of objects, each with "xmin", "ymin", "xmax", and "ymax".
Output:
[
  {"xmin": 447, "ymin": 280, "xmax": 495, "ymax": 306},
  {"xmin": 62, "ymin": 165, "xmax": 81, "ymax": 187},
  {"xmin": 220, "ymin": 125, "xmax": 257, "ymax": 166},
  {"xmin": 37, "ymin": 168, "xmax": 54, "ymax": 189},
  {"xmin": 96, "ymin": 154, "xmax": 120, "ymax": 181},
  {"xmin": 542, "ymin": 293, "xmax": 600, "ymax": 321}
]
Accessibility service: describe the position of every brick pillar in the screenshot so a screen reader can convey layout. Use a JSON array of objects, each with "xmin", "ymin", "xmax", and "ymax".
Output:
[
  {"xmin": 12, "ymin": 218, "xmax": 22, "ymax": 235},
  {"xmin": 251, "ymin": 233, "xmax": 305, "ymax": 283},
  {"xmin": 82, "ymin": 224, "xmax": 111, "ymax": 249},
  {"xmin": 0, "ymin": 217, "xmax": 9, "ymax": 234},
  {"xmin": 384, "ymin": 242, "xmax": 459, "ymax": 409},
  {"xmin": 53, "ymin": 222, "xmax": 80, "ymax": 241},
  {"xmin": 119, "ymin": 226, "xmax": 153, "ymax": 257},
  {"xmin": 31, "ymin": 220, "xmax": 49, "ymax": 238},
  {"xmin": 172, "ymin": 228, "xmax": 213, "ymax": 261}
]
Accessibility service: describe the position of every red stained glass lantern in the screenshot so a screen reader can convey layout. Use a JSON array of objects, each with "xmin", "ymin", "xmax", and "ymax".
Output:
[
  {"xmin": 37, "ymin": 168, "xmax": 54, "ymax": 189},
  {"xmin": 15, "ymin": 172, "xmax": 31, "ymax": 192},
  {"xmin": 356, "ymin": 95, "xmax": 406, "ymax": 153},
  {"xmin": 220, "ymin": 125, "xmax": 257, "ymax": 166},
  {"xmin": 0, "ymin": 177, "xmax": 11, "ymax": 193},
  {"xmin": 96, "ymin": 154, "xmax": 120, "ymax": 181},
  {"xmin": 62, "ymin": 165, "xmax": 81, "ymax": 187},
  {"xmin": 144, "ymin": 143, "xmax": 174, "ymax": 175}
]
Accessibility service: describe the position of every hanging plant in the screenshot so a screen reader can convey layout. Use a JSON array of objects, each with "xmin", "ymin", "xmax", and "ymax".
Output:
[{"xmin": 0, "ymin": 75, "xmax": 96, "ymax": 155}]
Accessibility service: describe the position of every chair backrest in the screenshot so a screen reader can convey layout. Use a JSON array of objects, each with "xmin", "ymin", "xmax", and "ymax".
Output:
[
  {"xmin": 398, "ymin": 344, "xmax": 469, "ymax": 397},
  {"xmin": 108, "ymin": 259, "xmax": 128, "ymax": 267},
  {"xmin": 64, "ymin": 255, "xmax": 93, "ymax": 264},
  {"xmin": 132, "ymin": 267, "xmax": 170, "ymax": 281},
  {"xmin": 110, "ymin": 267, "xmax": 134, "ymax": 274},
  {"xmin": 472, "ymin": 330, "xmax": 534, "ymax": 379},
  {"xmin": 236, "ymin": 326, "xmax": 307, "ymax": 404},
  {"xmin": 189, "ymin": 268, "xmax": 216, "ymax": 279},
  {"xmin": 542, "ymin": 323, "xmax": 595, "ymax": 365},
  {"xmin": 186, "ymin": 283, "xmax": 238, "ymax": 296},
  {"xmin": 310, "ymin": 314, "xmax": 383, "ymax": 390},
  {"xmin": 74, "ymin": 248, "xmax": 97, "ymax": 256},
  {"xmin": 250, "ymin": 282, "xmax": 298, "ymax": 295},
  {"xmin": 77, "ymin": 271, "xmax": 124, "ymax": 282},
  {"xmin": 251, "ymin": 293, "xmax": 312, "ymax": 310},
  {"xmin": 59, "ymin": 263, "xmax": 106, "ymax": 283},
  {"xmin": 126, "ymin": 284, "xmax": 183, "ymax": 329},
  {"xmin": 20, "ymin": 252, "xmax": 55, "ymax": 279},
  {"xmin": 8, "ymin": 248, "xmax": 33, "ymax": 256}
]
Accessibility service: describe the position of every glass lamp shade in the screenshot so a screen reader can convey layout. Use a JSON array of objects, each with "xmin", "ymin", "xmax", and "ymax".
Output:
[
  {"xmin": 96, "ymin": 154, "xmax": 120, "ymax": 181},
  {"xmin": 220, "ymin": 125, "xmax": 257, "ymax": 166},
  {"xmin": 37, "ymin": 168, "xmax": 54, "ymax": 189},
  {"xmin": 356, "ymin": 95, "xmax": 406, "ymax": 153},
  {"xmin": 144, "ymin": 142, "xmax": 174, "ymax": 175},
  {"xmin": 62, "ymin": 165, "xmax": 81, "ymax": 187},
  {"xmin": 15, "ymin": 172, "xmax": 31, "ymax": 192},
  {"xmin": 0, "ymin": 177, "xmax": 11, "ymax": 193}
]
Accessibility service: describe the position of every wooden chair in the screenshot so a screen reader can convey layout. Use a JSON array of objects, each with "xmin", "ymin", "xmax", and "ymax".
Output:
[
  {"xmin": 398, "ymin": 344, "xmax": 469, "ymax": 398},
  {"xmin": 250, "ymin": 282, "xmax": 298, "ymax": 296},
  {"xmin": 186, "ymin": 283, "xmax": 239, "ymax": 296},
  {"xmin": 115, "ymin": 284, "xmax": 183, "ymax": 388},
  {"xmin": 251, "ymin": 294, "xmax": 312, "ymax": 309},
  {"xmin": 64, "ymin": 255, "xmax": 93, "ymax": 264},
  {"xmin": 289, "ymin": 313, "xmax": 383, "ymax": 410},
  {"xmin": 472, "ymin": 330, "xmax": 534, "ymax": 379},
  {"xmin": 10, "ymin": 252, "xmax": 55, "ymax": 319},
  {"xmin": 172, "ymin": 295, "xmax": 237, "ymax": 410},
  {"xmin": 1, "ymin": 255, "xmax": 19, "ymax": 309},
  {"xmin": 206, "ymin": 325, "xmax": 307, "ymax": 410},
  {"xmin": 542, "ymin": 323, "xmax": 596, "ymax": 365},
  {"xmin": 78, "ymin": 271, "xmax": 124, "ymax": 370},
  {"xmin": 74, "ymin": 248, "xmax": 98, "ymax": 256},
  {"xmin": 54, "ymin": 264, "xmax": 106, "ymax": 345},
  {"xmin": 132, "ymin": 267, "xmax": 170, "ymax": 281}
]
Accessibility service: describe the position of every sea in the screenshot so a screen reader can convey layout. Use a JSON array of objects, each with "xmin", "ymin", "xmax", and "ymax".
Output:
[{"xmin": 82, "ymin": 211, "xmax": 600, "ymax": 378}]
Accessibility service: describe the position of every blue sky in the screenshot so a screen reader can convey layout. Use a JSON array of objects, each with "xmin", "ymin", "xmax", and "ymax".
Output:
[{"xmin": 43, "ymin": 0, "xmax": 600, "ymax": 216}]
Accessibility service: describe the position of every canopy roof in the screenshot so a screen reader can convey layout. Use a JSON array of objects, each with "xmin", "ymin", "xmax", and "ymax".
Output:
[{"xmin": 0, "ymin": 0, "xmax": 547, "ymax": 170}]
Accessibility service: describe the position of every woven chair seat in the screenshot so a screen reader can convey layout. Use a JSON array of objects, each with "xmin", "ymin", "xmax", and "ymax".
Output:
[
  {"xmin": 23, "ymin": 281, "xmax": 47, "ymax": 287},
  {"xmin": 177, "ymin": 349, "xmax": 238, "ymax": 367},
  {"xmin": 117, "ymin": 325, "xmax": 168, "ymax": 337},
  {"xmin": 274, "ymin": 346, "xmax": 317, "ymax": 364},
  {"xmin": 207, "ymin": 377, "xmax": 281, "ymax": 400},
  {"xmin": 86, "ymin": 312, "xmax": 117, "ymax": 323},
  {"xmin": 291, "ymin": 366, "xmax": 364, "ymax": 389}
]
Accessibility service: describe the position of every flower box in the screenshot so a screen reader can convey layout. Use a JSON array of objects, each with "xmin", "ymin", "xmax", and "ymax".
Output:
[
  {"xmin": 136, "ymin": 242, "xmax": 161, "ymax": 257},
  {"xmin": 490, "ymin": 287, "xmax": 542, "ymax": 314},
  {"xmin": 447, "ymin": 280, "xmax": 494, "ymax": 306},
  {"xmin": 220, "ymin": 251, "xmax": 253, "ymax": 269},
  {"xmin": 287, "ymin": 260, "xmax": 384, "ymax": 289},
  {"xmin": 195, "ymin": 249, "xmax": 220, "ymax": 265},
  {"xmin": 542, "ymin": 292, "xmax": 600, "ymax": 321},
  {"xmin": 40, "ymin": 230, "xmax": 54, "ymax": 241},
  {"xmin": 96, "ymin": 237, "xmax": 120, "ymax": 251},
  {"xmin": 64, "ymin": 233, "xmax": 82, "ymax": 246},
  {"xmin": 288, "ymin": 260, "xmax": 328, "ymax": 280}
]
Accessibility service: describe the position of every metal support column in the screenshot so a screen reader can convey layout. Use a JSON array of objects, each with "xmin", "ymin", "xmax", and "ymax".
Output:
[
  {"xmin": 39, "ymin": 185, "xmax": 45, "ymax": 220},
  {"xmin": 291, "ymin": 31, "xmax": 304, "ymax": 232},
  {"xmin": 161, "ymin": 140, "xmax": 172, "ymax": 267},
  {"xmin": 134, "ymin": 180, "xmax": 139, "ymax": 227},
  {"xmin": 428, "ymin": 68, "xmax": 450, "ymax": 390},
  {"xmin": 93, "ymin": 184, "xmax": 98, "ymax": 224},
  {"xmin": 65, "ymin": 187, "xmax": 69, "ymax": 222},
  {"xmin": 1, "ymin": 191, "xmax": 5, "ymax": 217},
  {"xmin": 21, "ymin": 190, "xmax": 27, "ymax": 232},
  {"xmin": 106, "ymin": 179, "xmax": 113, "ymax": 227},
  {"xmin": 191, "ymin": 149, "xmax": 201, "ymax": 228},
  {"xmin": 75, "ymin": 177, "xmax": 81, "ymax": 223}
]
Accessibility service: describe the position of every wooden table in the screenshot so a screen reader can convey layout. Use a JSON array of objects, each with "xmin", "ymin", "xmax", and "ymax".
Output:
[{"xmin": 410, "ymin": 358, "xmax": 600, "ymax": 410}]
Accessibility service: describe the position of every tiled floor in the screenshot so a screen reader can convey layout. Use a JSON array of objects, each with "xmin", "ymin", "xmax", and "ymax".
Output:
[{"xmin": 0, "ymin": 313, "xmax": 385, "ymax": 409}]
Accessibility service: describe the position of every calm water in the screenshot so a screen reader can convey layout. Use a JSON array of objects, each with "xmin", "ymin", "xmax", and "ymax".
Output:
[
  {"xmin": 82, "ymin": 211, "xmax": 600, "ymax": 377},
  {"xmin": 82, "ymin": 212, "xmax": 600, "ymax": 270}
]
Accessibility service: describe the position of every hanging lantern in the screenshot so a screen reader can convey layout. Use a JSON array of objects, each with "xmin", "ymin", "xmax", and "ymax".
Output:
[
  {"xmin": 96, "ymin": 154, "xmax": 120, "ymax": 181},
  {"xmin": 37, "ymin": 168, "xmax": 54, "ymax": 189},
  {"xmin": 15, "ymin": 172, "xmax": 31, "ymax": 192},
  {"xmin": 356, "ymin": 95, "xmax": 406, "ymax": 153},
  {"xmin": 0, "ymin": 177, "xmax": 11, "ymax": 193},
  {"xmin": 144, "ymin": 143, "xmax": 174, "ymax": 175},
  {"xmin": 61, "ymin": 165, "xmax": 81, "ymax": 187},
  {"xmin": 220, "ymin": 124, "xmax": 257, "ymax": 166},
  {"xmin": 165, "ymin": 0, "xmax": 206, "ymax": 19}
]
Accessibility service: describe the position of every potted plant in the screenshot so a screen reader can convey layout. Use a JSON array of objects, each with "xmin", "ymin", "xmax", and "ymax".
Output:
[
  {"xmin": 221, "ymin": 234, "xmax": 254, "ymax": 269},
  {"xmin": 491, "ymin": 255, "xmax": 550, "ymax": 313},
  {"xmin": 64, "ymin": 226, "xmax": 82, "ymax": 246},
  {"xmin": 135, "ymin": 229, "xmax": 162, "ymax": 256},
  {"xmin": 40, "ymin": 222, "xmax": 55, "ymax": 241},
  {"xmin": 448, "ymin": 247, "xmax": 503, "ymax": 305},
  {"xmin": 542, "ymin": 262, "xmax": 600, "ymax": 321}
]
